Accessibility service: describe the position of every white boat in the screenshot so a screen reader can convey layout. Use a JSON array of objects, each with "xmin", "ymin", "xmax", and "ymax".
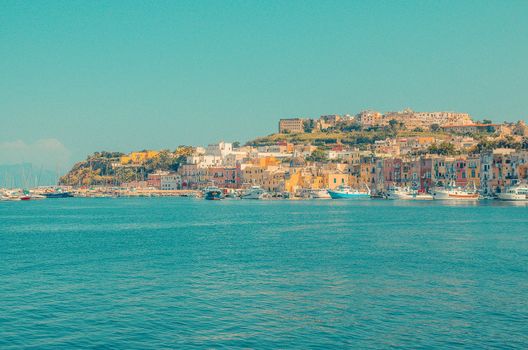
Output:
[
  {"xmin": 386, "ymin": 187, "xmax": 414, "ymax": 200},
  {"xmin": 498, "ymin": 183, "xmax": 528, "ymax": 201},
  {"xmin": 30, "ymin": 194, "xmax": 46, "ymax": 200},
  {"xmin": 386, "ymin": 187, "xmax": 433, "ymax": 200},
  {"xmin": 241, "ymin": 186, "xmax": 268, "ymax": 200},
  {"xmin": 308, "ymin": 189, "xmax": 331, "ymax": 199},
  {"xmin": 433, "ymin": 182, "xmax": 479, "ymax": 201},
  {"xmin": 1, "ymin": 190, "xmax": 24, "ymax": 201}
]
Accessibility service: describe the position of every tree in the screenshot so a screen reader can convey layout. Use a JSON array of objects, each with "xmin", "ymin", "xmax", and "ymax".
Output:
[
  {"xmin": 430, "ymin": 123, "xmax": 440, "ymax": 132},
  {"xmin": 306, "ymin": 148, "xmax": 327, "ymax": 162},
  {"xmin": 232, "ymin": 141, "xmax": 241, "ymax": 148},
  {"xmin": 303, "ymin": 119, "xmax": 315, "ymax": 133},
  {"xmin": 523, "ymin": 137, "xmax": 528, "ymax": 150},
  {"xmin": 342, "ymin": 123, "xmax": 361, "ymax": 132},
  {"xmin": 428, "ymin": 142, "xmax": 457, "ymax": 155},
  {"xmin": 388, "ymin": 119, "xmax": 404, "ymax": 134},
  {"xmin": 413, "ymin": 127, "xmax": 424, "ymax": 132},
  {"xmin": 482, "ymin": 119, "xmax": 492, "ymax": 124}
]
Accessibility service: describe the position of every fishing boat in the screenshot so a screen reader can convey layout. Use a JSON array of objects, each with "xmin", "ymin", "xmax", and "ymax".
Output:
[
  {"xmin": 241, "ymin": 186, "xmax": 267, "ymax": 200},
  {"xmin": 498, "ymin": 183, "xmax": 528, "ymax": 201},
  {"xmin": 328, "ymin": 184, "xmax": 370, "ymax": 199},
  {"xmin": 203, "ymin": 186, "xmax": 224, "ymax": 200},
  {"xmin": 433, "ymin": 182, "xmax": 479, "ymax": 201},
  {"xmin": 386, "ymin": 187, "xmax": 433, "ymax": 200}
]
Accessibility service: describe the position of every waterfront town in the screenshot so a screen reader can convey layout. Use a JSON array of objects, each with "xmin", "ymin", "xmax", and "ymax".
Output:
[{"xmin": 3, "ymin": 108, "xmax": 528, "ymax": 201}]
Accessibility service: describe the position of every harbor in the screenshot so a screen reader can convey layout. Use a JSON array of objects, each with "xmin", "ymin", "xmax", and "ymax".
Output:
[{"xmin": 2, "ymin": 181, "xmax": 527, "ymax": 202}]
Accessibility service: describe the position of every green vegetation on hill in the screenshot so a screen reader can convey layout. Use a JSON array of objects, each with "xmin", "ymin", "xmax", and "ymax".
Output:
[
  {"xmin": 59, "ymin": 151, "xmax": 123, "ymax": 186},
  {"xmin": 474, "ymin": 136, "xmax": 528, "ymax": 153},
  {"xmin": 247, "ymin": 129, "xmax": 452, "ymax": 148},
  {"xmin": 60, "ymin": 146, "xmax": 194, "ymax": 186}
]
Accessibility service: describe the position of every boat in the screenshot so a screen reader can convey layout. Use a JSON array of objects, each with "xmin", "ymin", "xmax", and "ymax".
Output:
[
  {"xmin": 433, "ymin": 182, "xmax": 479, "ymax": 201},
  {"xmin": 30, "ymin": 194, "xmax": 46, "ymax": 200},
  {"xmin": 386, "ymin": 187, "xmax": 414, "ymax": 200},
  {"xmin": 498, "ymin": 183, "xmax": 528, "ymax": 201},
  {"xmin": 241, "ymin": 186, "xmax": 267, "ymax": 200},
  {"xmin": 224, "ymin": 192, "xmax": 240, "ymax": 199},
  {"xmin": 43, "ymin": 190, "xmax": 74, "ymax": 198},
  {"xmin": 413, "ymin": 192, "xmax": 434, "ymax": 200},
  {"xmin": 0, "ymin": 193, "xmax": 12, "ymax": 201},
  {"xmin": 386, "ymin": 187, "xmax": 433, "ymax": 200},
  {"xmin": 203, "ymin": 186, "xmax": 224, "ymax": 200},
  {"xmin": 308, "ymin": 189, "xmax": 331, "ymax": 199},
  {"xmin": 328, "ymin": 184, "xmax": 370, "ymax": 199},
  {"xmin": 0, "ymin": 190, "xmax": 26, "ymax": 201}
]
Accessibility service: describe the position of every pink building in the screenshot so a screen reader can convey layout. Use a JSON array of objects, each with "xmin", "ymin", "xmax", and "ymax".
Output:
[
  {"xmin": 147, "ymin": 171, "xmax": 169, "ymax": 189},
  {"xmin": 206, "ymin": 165, "xmax": 242, "ymax": 189}
]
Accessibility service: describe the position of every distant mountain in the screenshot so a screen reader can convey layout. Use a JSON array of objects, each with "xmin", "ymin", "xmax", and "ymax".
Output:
[{"xmin": 0, "ymin": 163, "xmax": 58, "ymax": 188}]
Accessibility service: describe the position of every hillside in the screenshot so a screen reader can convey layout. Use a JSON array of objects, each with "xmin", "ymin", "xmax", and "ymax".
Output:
[
  {"xmin": 59, "ymin": 147, "xmax": 194, "ymax": 186},
  {"xmin": 246, "ymin": 130, "xmax": 452, "ymax": 148}
]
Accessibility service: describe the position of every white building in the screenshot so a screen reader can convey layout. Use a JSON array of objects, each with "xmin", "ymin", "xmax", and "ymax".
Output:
[
  {"xmin": 206, "ymin": 142, "xmax": 233, "ymax": 158},
  {"xmin": 160, "ymin": 173, "xmax": 182, "ymax": 190},
  {"xmin": 187, "ymin": 155, "xmax": 223, "ymax": 168}
]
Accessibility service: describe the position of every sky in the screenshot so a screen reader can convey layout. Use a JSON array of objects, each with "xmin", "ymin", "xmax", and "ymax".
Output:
[{"xmin": 1, "ymin": 0, "xmax": 527, "ymax": 171}]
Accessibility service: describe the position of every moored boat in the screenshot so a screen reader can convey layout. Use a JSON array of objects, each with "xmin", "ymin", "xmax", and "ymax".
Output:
[
  {"xmin": 241, "ymin": 186, "xmax": 267, "ymax": 200},
  {"xmin": 308, "ymin": 189, "xmax": 331, "ymax": 199},
  {"xmin": 386, "ymin": 187, "xmax": 414, "ymax": 200},
  {"xmin": 433, "ymin": 182, "xmax": 479, "ymax": 201},
  {"xmin": 43, "ymin": 190, "xmax": 74, "ymax": 198},
  {"xmin": 204, "ymin": 186, "xmax": 224, "ymax": 200},
  {"xmin": 30, "ymin": 194, "xmax": 46, "ymax": 200},
  {"xmin": 328, "ymin": 185, "xmax": 370, "ymax": 199},
  {"xmin": 498, "ymin": 183, "xmax": 528, "ymax": 201},
  {"xmin": 386, "ymin": 187, "xmax": 433, "ymax": 200}
]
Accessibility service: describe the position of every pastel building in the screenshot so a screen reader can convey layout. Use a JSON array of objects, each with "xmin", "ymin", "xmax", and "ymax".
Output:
[
  {"xmin": 279, "ymin": 118, "xmax": 305, "ymax": 133},
  {"xmin": 161, "ymin": 173, "xmax": 182, "ymax": 190},
  {"xmin": 120, "ymin": 151, "xmax": 160, "ymax": 165}
]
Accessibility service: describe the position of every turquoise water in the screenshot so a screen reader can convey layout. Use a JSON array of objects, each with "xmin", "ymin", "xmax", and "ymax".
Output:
[{"xmin": 1, "ymin": 198, "xmax": 527, "ymax": 349}]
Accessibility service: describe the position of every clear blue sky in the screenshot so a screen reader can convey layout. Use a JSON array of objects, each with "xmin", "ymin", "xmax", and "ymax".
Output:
[{"xmin": 1, "ymin": 0, "xmax": 527, "ymax": 169}]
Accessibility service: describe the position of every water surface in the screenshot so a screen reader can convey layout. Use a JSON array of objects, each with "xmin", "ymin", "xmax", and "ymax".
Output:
[{"xmin": 1, "ymin": 198, "xmax": 527, "ymax": 348}]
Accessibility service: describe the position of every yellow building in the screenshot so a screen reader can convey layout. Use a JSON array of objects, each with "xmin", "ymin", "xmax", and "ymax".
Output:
[
  {"xmin": 284, "ymin": 171, "xmax": 301, "ymax": 193},
  {"xmin": 261, "ymin": 170, "xmax": 286, "ymax": 192},
  {"xmin": 416, "ymin": 136, "xmax": 435, "ymax": 145},
  {"xmin": 254, "ymin": 156, "xmax": 280, "ymax": 168},
  {"xmin": 241, "ymin": 165, "xmax": 265, "ymax": 186},
  {"xmin": 120, "ymin": 151, "xmax": 160, "ymax": 165},
  {"xmin": 325, "ymin": 173, "xmax": 349, "ymax": 189},
  {"xmin": 284, "ymin": 170, "xmax": 326, "ymax": 193}
]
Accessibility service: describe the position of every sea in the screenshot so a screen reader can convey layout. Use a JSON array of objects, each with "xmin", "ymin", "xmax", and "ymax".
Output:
[{"xmin": 1, "ymin": 198, "xmax": 527, "ymax": 349}]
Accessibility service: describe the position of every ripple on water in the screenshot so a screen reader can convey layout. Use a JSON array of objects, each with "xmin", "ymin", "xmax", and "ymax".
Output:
[{"xmin": 0, "ymin": 198, "xmax": 527, "ymax": 348}]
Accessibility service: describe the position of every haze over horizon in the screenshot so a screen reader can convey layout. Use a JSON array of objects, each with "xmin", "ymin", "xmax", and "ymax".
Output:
[{"xmin": 1, "ymin": 1, "xmax": 527, "ymax": 171}]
